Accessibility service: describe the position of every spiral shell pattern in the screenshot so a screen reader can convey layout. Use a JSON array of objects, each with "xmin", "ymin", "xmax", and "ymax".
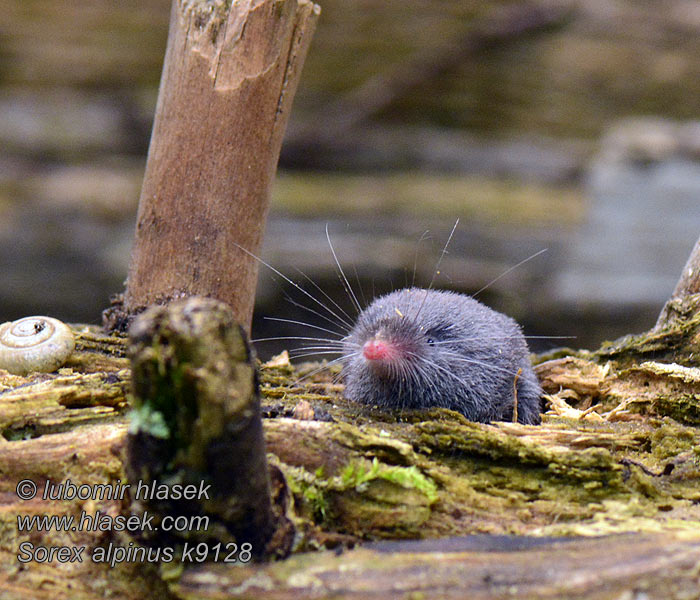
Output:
[{"xmin": 0, "ymin": 316, "xmax": 75, "ymax": 375}]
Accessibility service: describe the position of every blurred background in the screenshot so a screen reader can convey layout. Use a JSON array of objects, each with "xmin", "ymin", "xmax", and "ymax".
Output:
[{"xmin": 1, "ymin": 0, "xmax": 699, "ymax": 358}]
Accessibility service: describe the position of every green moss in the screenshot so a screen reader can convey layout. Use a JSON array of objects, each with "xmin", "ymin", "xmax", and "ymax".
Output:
[
  {"xmin": 650, "ymin": 421, "xmax": 698, "ymax": 459},
  {"xmin": 417, "ymin": 419, "xmax": 624, "ymax": 487},
  {"xmin": 280, "ymin": 463, "xmax": 332, "ymax": 524},
  {"xmin": 340, "ymin": 457, "xmax": 381, "ymax": 488},
  {"xmin": 280, "ymin": 456, "xmax": 439, "ymax": 536},
  {"xmin": 596, "ymin": 302, "xmax": 700, "ymax": 368},
  {"xmin": 303, "ymin": 484, "xmax": 330, "ymax": 522},
  {"xmin": 653, "ymin": 394, "xmax": 700, "ymax": 425},
  {"xmin": 340, "ymin": 458, "xmax": 438, "ymax": 504},
  {"xmin": 128, "ymin": 401, "xmax": 169, "ymax": 439},
  {"xmin": 129, "ymin": 341, "xmax": 199, "ymax": 456}
]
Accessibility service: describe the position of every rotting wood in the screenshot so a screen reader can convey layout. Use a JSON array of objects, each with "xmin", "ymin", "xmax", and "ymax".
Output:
[
  {"xmin": 121, "ymin": 0, "xmax": 320, "ymax": 332},
  {"xmin": 126, "ymin": 297, "xmax": 291, "ymax": 558},
  {"xmin": 0, "ymin": 326, "xmax": 129, "ymax": 440},
  {"xmin": 2, "ymin": 325, "xmax": 700, "ymax": 599}
]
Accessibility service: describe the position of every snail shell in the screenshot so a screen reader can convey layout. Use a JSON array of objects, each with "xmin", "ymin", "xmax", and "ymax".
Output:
[{"xmin": 0, "ymin": 316, "xmax": 75, "ymax": 375}]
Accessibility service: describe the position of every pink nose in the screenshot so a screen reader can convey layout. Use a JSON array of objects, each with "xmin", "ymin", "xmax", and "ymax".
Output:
[{"xmin": 363, "ymin": 338, "xmax": 391, "ymax": 361}]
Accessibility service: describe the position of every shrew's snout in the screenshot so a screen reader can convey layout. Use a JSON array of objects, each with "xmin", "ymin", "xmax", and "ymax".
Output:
[{"xmin": 362, "ymin": 337, "xmax": 396, "ymax": 362}]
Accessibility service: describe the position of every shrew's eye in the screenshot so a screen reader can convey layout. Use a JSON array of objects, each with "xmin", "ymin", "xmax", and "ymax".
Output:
[{"xmin": 425, "ymin": 326, "xmax": 450, "ymax": 346}]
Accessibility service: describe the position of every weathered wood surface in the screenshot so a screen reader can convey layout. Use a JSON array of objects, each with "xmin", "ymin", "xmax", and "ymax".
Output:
[
  {"xmin": 1, "ymin": 304, "xmax": 700, "ymax": 598},
  {"xmin": 123, "ymin": 0, "xmax": 320, "ymax": 331},
  {"xmin": 171, "ymin": 534, "xmax": 700, "ymax": 600}
]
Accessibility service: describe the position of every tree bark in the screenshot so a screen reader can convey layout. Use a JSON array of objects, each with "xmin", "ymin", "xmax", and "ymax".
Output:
[{"xmin": 124, "ymin": 0, "xmax": 319, "ymax": 332}]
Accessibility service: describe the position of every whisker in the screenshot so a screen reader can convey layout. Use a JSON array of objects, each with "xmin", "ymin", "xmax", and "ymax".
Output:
[
  {"xmin": 282, "ymin": 293, "xmax": 353, "ymax": 334},
  {"xmin": 289, "ymin": 350, "xmax": 346, "ymax": 360},
  {"xmin": 403, "ymin": 350, "xmax": 477, "ymax": 392},
  {"xmin": 411, "ymin": 219, "xmax": 459, "ymax": 322},
  {"xmin": 233, "ymin": 242, "xmax": 355, "ymax": 332},
  {"xmin": 430, "ymin": 349, "xmax": 524, "ymax": 378},
  {"xmin": 264, "ymin": 316, "xmax": 346, "ymax": 339},
  {"xmin": 429, "ymin": 335, "xmax": 576, "ymax": 345},
  {"xmin": 252, "ymin": 336, "xmax": 344, "ymax": 344},
  {"xmin": 521, "ymin": 335, "xmax": 576, "ymax": 340},
  {"xmin": 288, "ymin": 344, "xmax": 347, "ymax": 353},
  {"xmin": 326, "ymin": 223, "xmax": 362, "ymax": 315},
  {"xmin": 288, "ymin": 346, "xmax": 346, "ymax": 354},
  {"xmin": 426, "ymin": 218, "xmax": 459, "ymax": 293},
  {"xmin": 411, "ymin": 229, "xmax": 432, "ymax": 289},
  {"xmin": 472, "ymin": 248, "xmax": 548, "ymax": 298},
  {"xmin": 292, "ymin": 268, "xmax": 355, "ymax": 330},
  {"xmin": 351, "ymin": 261, "xmax": 368, "ymax": 309}
]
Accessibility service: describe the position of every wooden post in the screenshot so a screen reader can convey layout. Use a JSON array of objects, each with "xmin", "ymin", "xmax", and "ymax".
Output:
[{"xmin": 123, "ymin": 0, "xmax": 320, "ymax": 332}]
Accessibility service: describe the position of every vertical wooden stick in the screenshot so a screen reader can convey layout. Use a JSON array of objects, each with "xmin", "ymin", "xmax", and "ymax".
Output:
[{"xmin": 124, "ymin": 0, "xmax": 320, "ymax": 331}]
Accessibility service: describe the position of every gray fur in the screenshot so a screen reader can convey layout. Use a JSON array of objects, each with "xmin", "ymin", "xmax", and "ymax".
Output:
[{"xmin": 341, "ymin": 288, "xmax": 542, "ymax": 424}]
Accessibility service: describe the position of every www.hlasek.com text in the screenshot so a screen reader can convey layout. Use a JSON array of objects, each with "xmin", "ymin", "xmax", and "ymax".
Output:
[{"xmin": 17, "ymin": 509, "xmax": 208, "ymax": 534}]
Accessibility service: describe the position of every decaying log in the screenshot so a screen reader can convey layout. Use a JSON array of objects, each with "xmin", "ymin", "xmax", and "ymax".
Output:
[
  {"xmin": 122, "ymin": 0, "xmax": 320, "ymax": 331},
  {"xmin": 2, "ymin": 302, "xmax": 700, "ymax": 600},
  {"xmin": 534, "ymin": 234, "xmax": 700, "ymax": 426}
]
